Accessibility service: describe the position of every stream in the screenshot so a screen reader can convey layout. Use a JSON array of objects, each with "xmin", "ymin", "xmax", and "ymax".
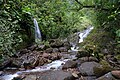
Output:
[{"xmin": 0, "ymin": 25, "xmax": 94, "ymax": 80}]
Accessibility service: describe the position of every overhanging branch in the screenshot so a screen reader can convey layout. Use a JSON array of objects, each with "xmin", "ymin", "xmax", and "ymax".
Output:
[{"xmin": 74, "ymin": 0, "xmax": 119, "ymax": 11}]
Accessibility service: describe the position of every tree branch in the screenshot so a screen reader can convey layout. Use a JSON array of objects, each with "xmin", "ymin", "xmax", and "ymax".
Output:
[{"xmin": 74, "ymin": 0, "xmax": 119, "ymax": 11}]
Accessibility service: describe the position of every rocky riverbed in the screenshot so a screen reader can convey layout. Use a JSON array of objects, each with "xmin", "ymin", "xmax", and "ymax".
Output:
[{"xmin": 0, "ymin": 27, "xmax": 120, "ymax": 80}]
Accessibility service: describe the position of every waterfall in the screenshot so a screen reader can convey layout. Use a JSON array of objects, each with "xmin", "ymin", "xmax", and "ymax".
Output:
[
  {"xmin": 71, "ymin": 26, "xmax": 94, "ymax": 51},
  {"xmin": 33, "ymin": 18, "xmax": 42, "ymax": 42},
  {"xmin": 78, "ymin": 26, "xmax": 94, "ymax": 43}
]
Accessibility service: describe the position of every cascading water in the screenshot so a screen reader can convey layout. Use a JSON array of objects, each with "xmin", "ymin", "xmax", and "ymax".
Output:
[
  {"xmin": 71, "ymin": 26, "xmax": 94, "ymax": 51},
  {"xmin": 33, "ymin": 18, "xmax": 42, "ymax": 42},
  {"xmin": 0, "ymin": 26, "xmax": 94, "ymax": 80}
]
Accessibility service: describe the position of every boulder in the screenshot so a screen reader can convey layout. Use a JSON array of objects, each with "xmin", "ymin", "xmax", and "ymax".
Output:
[
  {"xmin": 42, "ymin": 53, "xmax": 50, "ymax": 58},
  {"xmin": 52, "ymin": 48, "xmax": 59, "ymax": 52},
  {"xmin": 111, "ymin": 70, "xmax": 120, "ymax": 79},
  {"xmin": 78, "ymin": 61, "xmax": 101, "ymax": 76},
  {"xmin": 0, "ymin": 71, "xmax": 3, "ymax": 76},
  {"xmin": 97, "ymin": 72, "xmax": 117, "ymax": 80},
  {"xmin": 62, "ymin": 60, "xmax": 77, "ymax": 69},
  {"xmin": 59, "ymin": 47, "xmax": 68, "ymax": 52},
  {"xmin": 22, "ymin": 70, "xmax": 75, "ymax": 80}
]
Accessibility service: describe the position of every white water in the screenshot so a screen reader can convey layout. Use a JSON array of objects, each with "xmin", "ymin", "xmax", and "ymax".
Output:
[
  {"xmin": 34, "ymin": 18, "xmax": 42, "ymax": 42},
  {"xmin": 71, "ymin": 26, "xmax": 94, "ymax": 51},
  {"xmin": 78, "ymin": 27, "xmax": 94, "ymax": 43},
  {"xmin": 1, "ymin": 26, "xmax": 94, "ymax": 80}
]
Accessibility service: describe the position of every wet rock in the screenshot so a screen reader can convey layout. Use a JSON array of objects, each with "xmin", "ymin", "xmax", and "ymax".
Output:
[
  {"xmin": 78, "ymin": 61, "xmax": 101, "ymax": 76},
  {"xmin": 45, "ymin": 48, "xmax": 53, "ymax": 53},
  {"xmin": 23, "ymin": 75, "xmax": 37, "ymax": 80},
  {"xmin": 62, "ymin": 60, "xmax": 77, "ymax": 69},
  {"xmin": 61, "ymin": 53, "xmax": 71, "ymax": 59},
  {"xmin": 111, "ymin": 70, "xmax": 120, "ymax": 79},
  {"xmin": 52, "ymin": 48, "xmax": 59, "ymax": 52},
  {"xmin": 49, "ymin": 52, "xmax": 61, "ymax": 60},
  {"xmin": 0, "ymin": 71, "xmax": 3, "ymax": 76},
  {"xmin": 23, "ymin": 70, "xmax": 75, "ymax": 80},
  {"xmin": 96, "ymin": 72, "xmax": 117, "ymax": 80},
  {"xmin": 59, "ymin": 47, "xmax": 68, "ymax": 52},
  {"xmin": 36, "ymin": 45, "xmax": 46, "ymax": 51}
]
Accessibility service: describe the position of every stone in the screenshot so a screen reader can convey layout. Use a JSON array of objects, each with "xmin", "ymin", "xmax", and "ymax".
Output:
[
  {"xmin": 42, "ymin": 53, "xmax": 50, "ymax": 58},
  {"xmin": 78, "ymin": 61, "xmax": 101, "ymax": 76},
  {"xmin": 48, "ymin": 52, "xmax": 61, "ymax": 60},
  {"xmin": 23, "ymin": 70, "xmax": 75, "ymax": 80},
  {"xmin": 52, "ymin": 48, "xmax": 59, "ymax": 52},
  {"xmin": 72, "ymin": 73, "xmax": 79, "ymax": 78},
  {"xmin": 36, "ymin": 45, "xmax": 47, "ymax": 51},
  {"xmin": 97, "ymin": 72, "xmax": 117, "ymax": 80},
  {"xmin": 111, "ymin": 70, "xmax": 120, "ymax": 79},
  {"xmin": 0, "ymin": 71, "xmax": 3, "ymax": 76},
  {"xmin": 45, "ymin": 48, "xmax": 53, "ymax": 53},
  {"xmin": 24, "ymin": 75, "xmax": 37, "ymax": 80},
  {"xmin": 77, "ymin": 57, "xmax": 89, "ymax": 65},
  {"xmin": 61, "ymin": 53, "xmax": 71, "ymax": 59},
  {"xmin": 59, "ymin": 47, "xmax": 68, "ymax": 52},
  {"xmin": 62, "ymin": 60, "xmax": 77, "ymax": 69}
]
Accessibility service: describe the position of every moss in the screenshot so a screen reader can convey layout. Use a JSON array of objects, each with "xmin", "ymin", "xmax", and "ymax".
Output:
[{"xmin": 93, "ymin": 60, "xmax": 113, "ymax": 77}]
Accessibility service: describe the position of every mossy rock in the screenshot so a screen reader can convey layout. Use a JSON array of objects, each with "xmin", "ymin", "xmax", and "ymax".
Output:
[{"xmin": 93, "ymin": 60, "xmax": 113, "ymax": 77}]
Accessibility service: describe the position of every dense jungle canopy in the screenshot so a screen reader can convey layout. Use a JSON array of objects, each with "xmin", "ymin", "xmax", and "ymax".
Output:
[{"xmin": 0, "ymin": 0, "xmax": 120, "ymax": 61}]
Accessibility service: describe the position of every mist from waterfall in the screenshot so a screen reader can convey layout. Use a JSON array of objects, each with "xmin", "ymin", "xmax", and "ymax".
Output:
[{"xmin": 33, "ymin": 18, "xmax": 42, "ymax": 42}]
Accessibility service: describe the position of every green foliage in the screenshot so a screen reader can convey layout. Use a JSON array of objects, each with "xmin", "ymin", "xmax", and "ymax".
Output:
[{"xmin": 0, "ymin": 0, "xmax": 34, "ymax": 58}]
